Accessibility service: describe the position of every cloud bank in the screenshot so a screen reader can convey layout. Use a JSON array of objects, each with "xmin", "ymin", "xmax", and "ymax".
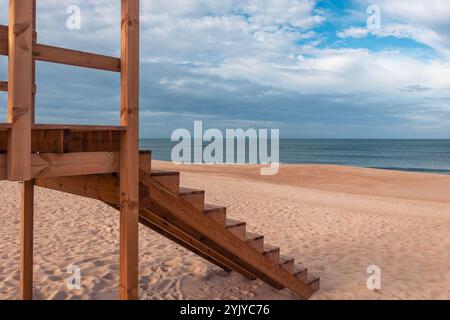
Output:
[{"xmin": 0, "ymin": 0, "xmax": 449, "ymax": 138}]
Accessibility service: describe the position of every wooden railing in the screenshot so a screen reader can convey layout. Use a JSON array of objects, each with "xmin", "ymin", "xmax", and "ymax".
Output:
[{"xmin": 0, "ymin": 24, "xmax": 120, "ymax": 72}]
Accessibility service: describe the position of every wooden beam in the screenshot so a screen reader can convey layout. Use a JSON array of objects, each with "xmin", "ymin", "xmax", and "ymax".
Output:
[
  {"xmin": 31, "ymin": 152, "xmax": 119, "ymax": 179},
  {"xmin": 0, "ymin": 24, "xmax": 36, "ymax": 55},
  {"xmin": 31, "ymin": 129, "xmax": 70, "ymax": 153},
  {"xmin": 7, "ymin": 0, "xmax": 33, "ymax": 181},
  {"xmin": 0, "ymin": 25, "xmax": 8, "ymax": 55},
  {"xmin": 0, "ymin": 155, "xmax": 6, "ymax": 180},
  {"xmin": 20, "ymin": 0, "xmax": 36, "ymax": 301},
  {"xmin": 31, "ymin": 0, "xmax": 36, "ymax": 120},
  {"xmin": 35, "ymin": 174, "xmax": 120, "ymax": 204},
  {"xmin": 0, "ymin": 81, "xmax": 7, "ymax": 91},
  {"xmin": 0, "ymin": 152, "xmax": 119, "ymax": 180},
  {"xmin": 0, "ymin": 82, "xmax": 36, "ymax": 94},
  {"xmin": 119, "ymin": 0, "xmax": 140, "ymax": 300},
  {"xmin": 1, "ymin": 24, "xmax": 118, "ymax": 72},
  {"xmin": 139, "ymin": 151, "xmax": 152, "ymax": 174},
  {"xmin": 20, "ymin": 180, "xmax": 34, "ymax": 300},
  {"xmin": 0, "ymin": 128, "xmax": 122, "ymax": 153},
  {"xmin": 32, "ymin": 44, "xmax": 121, "ymax": 72}
]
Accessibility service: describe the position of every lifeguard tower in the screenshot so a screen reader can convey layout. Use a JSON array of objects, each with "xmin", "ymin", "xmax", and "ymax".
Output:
[{"xmin": 0, "ymin": 0, "xmax": 319, "ymax": 300}]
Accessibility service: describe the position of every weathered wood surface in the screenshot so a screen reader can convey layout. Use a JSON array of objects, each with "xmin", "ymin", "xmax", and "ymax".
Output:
[
  {"xmin": 31, "ymin": 152, "xmax": 119, "ymax": 178},
  {"xmin": 20, "ymin": 180, "xmax": 34, "ymax": 300},
  {"xmin": 7, "ymin": 0, "xmax": 33, "ymax": 181},
  {"xmin": 119, "ymin": 0, "xmax": 140, "ymax": 300},
  {"xmin": 1, "ymin": 24, "xmax": 119, "ymax": 72},
  {"xmin": 0, "ymin": 127, "xmax": 122, "ymax": 153}
]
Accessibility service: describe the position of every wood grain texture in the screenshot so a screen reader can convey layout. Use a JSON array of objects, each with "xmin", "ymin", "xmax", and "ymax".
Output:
[
  {"xmin": 0, "ymin": 24, "xmax": 8, "ymax": 55},
  {"xmin": 7, "ymin": 0, "xmax": 33, "ymax": 181},
  {"xmin": 0, "ymin": 128, "xmax": 122, "ymax": 153},
  {"xmin": 20, "ymin": 1, "xmax": 36, "ymax": 301},
  {"xmin": 0, "ymin": 24, "xmax": 36, "ymax": 55},
  {"xmin": 1, "ymin": 24, "xmax": 119, "ymax": 72},
  {"xmin": 31, "ymin": 152, "xmax": 119, "ymax": 178},
  {"xmin": 35, "ymin": 174, "xmax": 120, "ymax": 204},
  {"xmin": 20, "ymin": 180, "xmax": 34, "ymax": 300},
  {"xmin": 32, "ymin": 44, "xmax": 120, "ymax": 72},
  {"xmin": 0, "ymin": 82, "xmax": 36, "ymax": 94},
  {"xmin": 119, "ymin": 0, "xmax": 140, "ymax": 300}
]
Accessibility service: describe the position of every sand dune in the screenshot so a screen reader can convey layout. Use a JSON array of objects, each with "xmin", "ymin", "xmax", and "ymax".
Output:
[{"xmin": 0, "ymin": 163, "xmax": 449, "ymax": 300}]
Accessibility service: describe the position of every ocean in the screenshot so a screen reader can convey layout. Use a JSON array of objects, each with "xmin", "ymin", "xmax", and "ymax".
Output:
[{"xmin": 140, "ymin": 139, "xmax": 450, "ymax": 175}]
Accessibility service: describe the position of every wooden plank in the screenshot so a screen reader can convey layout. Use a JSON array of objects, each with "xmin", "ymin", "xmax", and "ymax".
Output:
[
  {"xmin": 0, "ymin": 81, "xmax": 7, "ymax": 91},
  {"xmin": 0, "ymin": 129, "xmax": 121, "ymax": 153},
  {"xmin": 32, "ymin": 44, "xmax": 120, "ymax": 72},
  {"xmin": 7, "ymin": 0, "xmax": 33, "ymax": 181},
  {"xmin": 35, "ymin": 174, "xmax": 120, "ymax": 204},
  {"xmin": 0, "ymin": 25, "xmax": 8, "ymax": 55},
  {"xmin": 20, "ymin": 180, "xmax": 34, "ymax": 300},
  {"xmin": 31, "ymin": 152, "xmax": 119, "ymax": 178},
  {"xmin": 0, "ymin": 24, "xmax": 36, "ymax": 55},
  {"xmin": 0, "ymin": 24, "xmax": 117, "ymax": 72},
  {"xmin": 69, "ymin": 130, "xmax": 121, "ymax": 152},
  {"xmin": 140, "ymin": 171, "xmax": 316, "ymax": 299},
  {"xmin": 20, "ymin": 1, "xmax": 36, "ymax": 301},
  {"xmin": 0, "ymin": 82, "xmax": 36, "ymax": 94},
  {"xmin": 31, "ymin": 0, "xmax": 36, "ymax": 120},
  {"xmin": 139, "ymin": 151, "xmax": 152, "ymax": 174},
  {"xmin": 0, "ymin": 155, "xmax": 6, "ymax": 180},
  {"xmin": 119, "ymin": 0, "xmax": 140, "ymax": 300},
  {"xmin": 32, "ymin": 129, "xmax": 70, "ymax": 153}
]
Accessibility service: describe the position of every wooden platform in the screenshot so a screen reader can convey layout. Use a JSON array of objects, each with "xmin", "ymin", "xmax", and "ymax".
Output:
[{"xmin": 0, "ymin": 124, "xmax": 124, "ymax": 154}]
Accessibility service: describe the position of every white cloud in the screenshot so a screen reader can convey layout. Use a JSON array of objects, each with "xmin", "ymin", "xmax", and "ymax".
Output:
[
  {"xmin": 350, "ymin": 0, "xmax": 450, "ymax": 57},
  {"xmin": 1, "ymin": 0, "xmax": 450, "ymax": 136},
  {"xmin": 337, "ymin": 27, "xmax": 370, "ymax": 39}
]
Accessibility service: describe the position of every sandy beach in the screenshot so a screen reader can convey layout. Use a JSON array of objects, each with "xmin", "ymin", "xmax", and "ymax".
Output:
[{"xmin": 0, "ymin": 162, "xmax": 449, "ymax": 300}]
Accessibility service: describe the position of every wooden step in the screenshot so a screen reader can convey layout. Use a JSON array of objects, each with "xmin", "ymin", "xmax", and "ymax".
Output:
[
  {"xmin": 279, "ymin": 256, "xmax": 295, "ymax": 274},
  {"xmin": 140, "ymin": 172, "xmax": 319, "ymax": 299},
  {"xmin": 226, "ymin": 219, "xmax": 246, "ymax": 240},
  {"xmin": 203, "ymin": 204, "xmax": 227, "ymax": 226},
  {"xmin": 151, "ymin": 170, "xmax": 180, "ymax": 193},
  {"xmin": 179, "ymin": 187, "xmax": 205, "ymax": 211},
  {"xmin": 294, "ymin": 265, "xmax": 308, "ymax": 282},
  {"xmin": 306, "ymin": 275, "xmax": 320, "ymax": 291},
  {"xmin": 263, "ymin": 244, "xmax": 280, "ymax": 263},
  {"xmin": 245, "ymin": 232, "xmax": 264, "ymax": 253}
]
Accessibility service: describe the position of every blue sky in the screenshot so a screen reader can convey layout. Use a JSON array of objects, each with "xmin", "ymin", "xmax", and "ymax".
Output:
[{"xmin": 1, "ymin": 0, "xmax": 450, "ymax": 138}]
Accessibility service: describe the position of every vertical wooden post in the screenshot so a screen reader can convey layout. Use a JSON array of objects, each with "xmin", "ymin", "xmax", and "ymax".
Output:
[
  {"xmin": 119, "ymin": 0, "xmax": 140, "ymax": 300},
  {"xmin": 7, "ymin": 0, "xmax": 33, "ymax": 181},
  {"xmin": 9, "ymin": 0, "xmax": 34, "ymax": 300},
  {"xmin": 20, "ymin": 179, "xmax": 34, "ymax": 300},
  {"xmin": 31, "ymin": 0, "xmax": 36, "ymax": 123},
  {"xmin": 19, "ymin": 0, "xmax": 36, "ymax": 301}
]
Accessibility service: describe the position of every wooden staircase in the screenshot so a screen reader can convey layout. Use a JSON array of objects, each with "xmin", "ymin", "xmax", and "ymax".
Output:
[
  {"xmin": 35, "ymin": 150, "xmax": 319, "ymax": 299},
  {"xmin": 138, "ymin": 152, "xmax": 320, "ymax": 299}
]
